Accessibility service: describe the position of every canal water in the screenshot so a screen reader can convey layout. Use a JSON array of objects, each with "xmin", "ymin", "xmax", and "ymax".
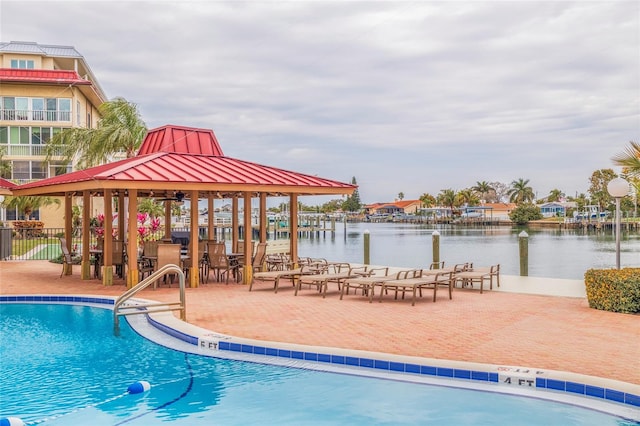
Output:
[{"xmin": 294, "ymin": 222, "xmax": 640, "ymax": 280}]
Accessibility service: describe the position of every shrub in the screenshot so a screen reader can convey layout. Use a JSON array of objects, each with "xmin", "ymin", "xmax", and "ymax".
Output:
[
  {"xmin": 509, "ymin": 204, "xmax": 543, "ymax": 224},
  {"xmin": 584, "ymin": 268, "xmax": 640, "ymax": 314}
]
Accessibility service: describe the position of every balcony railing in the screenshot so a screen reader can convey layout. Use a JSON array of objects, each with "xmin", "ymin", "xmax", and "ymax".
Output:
[
  {"xmin": 0, "ymin": 144, "xmax": 64, "ymax": 157},
  {"xmin": 1, "ymin": 109, "xmax": 71, "ymax": 122}
]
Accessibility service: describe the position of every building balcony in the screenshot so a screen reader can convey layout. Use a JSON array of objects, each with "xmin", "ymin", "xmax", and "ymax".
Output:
[
  {"xmin": 0, "ymin": 144, "xmax": 64, "ymax": 157},
  {"xmin": 0, "ymin": 109, "xmax": 71, "ymax": 122}
]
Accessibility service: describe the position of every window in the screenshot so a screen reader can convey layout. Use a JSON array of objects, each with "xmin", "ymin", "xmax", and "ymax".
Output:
[
  {"xmin": 32, "ymin": 98, "xmax": 45, "ymax": 121},
  {"xmin": 6, "ymin": 208, "xmax": 39, "ymax": 221},
  {"xmin": 31, "ymin": 161, "xmax": 46, "ymax": 180},
  {"xmin": 46, "ymin": 98, "xmax": 57, "ymax": 121},
  {"xmin": 15, "ymin": 98, "xmax": 29, "ymax": 120},
  {"xmin": 2, "ymin": 97, "xmax": 15, "ymax": 120},
  {"xmin": 76, "ymin": 101, "xmax": 81, "ymax": 125},
  {"xmin": 58, "ymin": 99, "xmax": 71, "ymax": 121},
  {"xmin": 10, "ymin": 59, "xmax": 34, "ymax": 69},
  {"xmin": 49, "ymin": 162, "xmax": 71, "ymax": 177},
  {"xmin": 12, "ymin": 161, "xmax": 30, "ymax": 180}
]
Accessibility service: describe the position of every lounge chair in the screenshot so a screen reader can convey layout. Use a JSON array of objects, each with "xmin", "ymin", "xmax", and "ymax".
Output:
[
  {"xmin": 378, "ymin": 269, "xmax": 455, "ymax": 306},
  {"xmin": 341, "ymin": 267, "xmax": 412, "ymax": 303},
  {"xmin": 295, "ymin": 263, "xmax": 368, "ymax": 298},
  {"xmin": 454, "ymin": 264, "xmax": 499, "ymax": 293},
  {"xmin": 250, "ymin": 260, "xmax": 322, "ymax": 293}
]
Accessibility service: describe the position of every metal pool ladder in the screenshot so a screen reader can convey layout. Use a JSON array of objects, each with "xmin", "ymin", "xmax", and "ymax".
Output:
[{"xmin": 113, "ymin": 264, "xmax": 186, "ymax": 335}]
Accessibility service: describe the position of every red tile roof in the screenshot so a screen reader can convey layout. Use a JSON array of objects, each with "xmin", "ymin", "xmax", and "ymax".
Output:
[{"xmin": 0, "ymin": 68, "xmax": 91, "ymax": 85}]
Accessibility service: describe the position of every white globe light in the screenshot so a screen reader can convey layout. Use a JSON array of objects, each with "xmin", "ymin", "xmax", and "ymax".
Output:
[{"xmin": 607, "ymin": 177, "xmax": 629, "ymax": 198}]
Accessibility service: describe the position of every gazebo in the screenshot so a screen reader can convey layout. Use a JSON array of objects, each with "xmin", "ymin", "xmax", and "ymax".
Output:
[{"xmin": 13, "ymin": 124, "xmax": 356, "ymax": 287}]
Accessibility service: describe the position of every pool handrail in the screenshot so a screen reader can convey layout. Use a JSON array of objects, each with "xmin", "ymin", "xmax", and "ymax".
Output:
[{"xmin": 113, "ymin": 263, "xmax": 186, "ymax": 335}]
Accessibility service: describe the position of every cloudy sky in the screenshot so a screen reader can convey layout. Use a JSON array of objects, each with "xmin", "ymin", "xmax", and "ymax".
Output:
[{"xmin": 2, "ymin": 1, "xmax": 639, "ymax": 204}]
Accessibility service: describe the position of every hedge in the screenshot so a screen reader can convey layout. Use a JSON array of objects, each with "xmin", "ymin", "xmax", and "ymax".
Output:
[{"xmin": 584, "ymin": 268, "xmax": 640, "ymax": 314}]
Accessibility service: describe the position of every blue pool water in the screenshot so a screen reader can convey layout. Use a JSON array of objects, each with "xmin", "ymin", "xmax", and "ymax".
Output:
[{"xmin": 0, "ymin": 303, "xmax": 636, "ymax": 425}]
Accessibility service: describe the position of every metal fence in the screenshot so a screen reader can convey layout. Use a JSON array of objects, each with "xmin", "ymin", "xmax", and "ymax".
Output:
[{"xmin": 5, "ymin": 226, "xmax": 226, "ymax": 261}]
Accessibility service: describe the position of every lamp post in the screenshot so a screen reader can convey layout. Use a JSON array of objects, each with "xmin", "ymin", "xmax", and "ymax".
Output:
[{"xmin": 607, "ymin": 177, "xmax": 629, "ymax": 269}]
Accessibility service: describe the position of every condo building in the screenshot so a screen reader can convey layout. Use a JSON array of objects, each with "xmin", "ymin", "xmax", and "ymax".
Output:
[{"xmin": 0, "ymin": 41, "xmax": 107, "ymax": 225}]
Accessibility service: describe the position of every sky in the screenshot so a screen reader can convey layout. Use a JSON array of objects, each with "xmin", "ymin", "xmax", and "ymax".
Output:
[{"xmin": 1, "ymin": 0, "xmax": 639, "ymax": 205}]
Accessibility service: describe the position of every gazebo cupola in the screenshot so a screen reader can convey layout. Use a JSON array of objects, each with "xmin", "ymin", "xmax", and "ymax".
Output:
[{"xmin": 137, "ymin": 125, "xmax": 224, "ymax": 156}]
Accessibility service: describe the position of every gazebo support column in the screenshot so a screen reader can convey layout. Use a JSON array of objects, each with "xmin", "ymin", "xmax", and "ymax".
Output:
[
  {"xmin": 232, "ymin": 197, "xmax": 239, "ymax": 252},
  {"xmin": 118, "ymin": 193, "xmax": 125, "ymax": 242},
  {"xmin": 164, "ymin": 200, "xmax": 172, "ymax": 241},
  {"xmin": 102, "ymin": 189, "xmax": 113, "ymax": 286},
  {"xmin": 242, "ymin": 192, "xmax": 252, "ymax": 285},
  {"xmin": 81, "ymin": 191, "xmax": 91, "ymax": 279},
  {"xmin": 259, "ymin": 193, "xmax": 267, "ymax": 243},
  {"xmin": 127, "ymin": 190, "xmax": 139, "ymax": 288},
  {"xmin": 208, "ymin": 196, "xmax": 215, "ymax": 240},
  {"xmin": 290, "ymin": 194, "xmax": 298, "ymax": 266},
  {"xmin": 63, "ymin": 192, "xmax": 73, "ymax": 276},
  {"xmin": 189, "ymin": 190, "xmax": 199, "ymax": 288}
]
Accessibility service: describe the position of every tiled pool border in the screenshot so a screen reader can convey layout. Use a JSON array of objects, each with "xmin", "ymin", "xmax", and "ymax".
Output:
[{"xmin": 3, "ymin": 294, "xmax": 639, "ymax": 414}]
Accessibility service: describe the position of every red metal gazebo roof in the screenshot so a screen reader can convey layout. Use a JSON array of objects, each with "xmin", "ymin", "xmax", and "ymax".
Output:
[
  {"xmin": 0, "ymin": 177, "xmax": 17, "ymax": 196},
  {"xmin": 15, "ymin": 124, "xmax": 356, "ymax": 197}
]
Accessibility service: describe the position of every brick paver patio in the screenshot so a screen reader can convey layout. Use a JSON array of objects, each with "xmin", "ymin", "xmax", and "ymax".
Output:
[{"xmin": 1, "ymin": 260, "xmax": 638, "ymax": 385}]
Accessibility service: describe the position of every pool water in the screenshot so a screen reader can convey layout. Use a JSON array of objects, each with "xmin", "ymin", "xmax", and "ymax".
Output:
[{"xmin": 0, "ymin": 303, "xmax": 636, "ymax": 425}]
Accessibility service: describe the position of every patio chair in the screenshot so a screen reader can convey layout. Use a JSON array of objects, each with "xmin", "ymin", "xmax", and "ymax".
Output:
[
  {"xmin": 252, "ymin": 242, "xmax": 268, "ymax": 273},
  {"xmin": 111, "ymin": 241, "xmax": 126, "ymax": 279},
  {"xmin": 58, "ymin": 237, "xmax": 74, "ymax": 278},
  {"xmin": 186, "ymin": 240, "xmax": 208, "ymax": 283},
  {"xmin": 154, "ymin": 243, "xmax": 182, "ymax": 288},
  {"xmin": 206, "ymin": 242, "xmax": 241, "ymax": 284}
]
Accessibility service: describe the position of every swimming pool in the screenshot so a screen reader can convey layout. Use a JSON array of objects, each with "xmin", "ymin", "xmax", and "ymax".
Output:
[{"xmin": 1, "ymin": 300, "xmax": 638, "ymax": 425}]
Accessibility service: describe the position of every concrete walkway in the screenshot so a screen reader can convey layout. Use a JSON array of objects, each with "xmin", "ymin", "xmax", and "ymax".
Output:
[{"xmin": 0, "ymin": 260, "xmax": 637, "ymax": 386}]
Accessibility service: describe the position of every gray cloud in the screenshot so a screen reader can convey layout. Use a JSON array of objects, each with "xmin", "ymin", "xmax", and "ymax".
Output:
[{"xmin": 2, "ymin": 0, "xmax": 638, "ymax": 203}]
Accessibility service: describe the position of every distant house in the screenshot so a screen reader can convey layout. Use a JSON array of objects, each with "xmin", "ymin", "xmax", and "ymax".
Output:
[
  {"xmin": 479, "ymin": 203, "xmax": 517, "ymax": 221},
  {"xmin": 539, "ymin": 202, "xmax": 577, "ymax": 218},
  {"xmin": 364, "ymin": 200, "xmax": 423, "ymax": 216}
]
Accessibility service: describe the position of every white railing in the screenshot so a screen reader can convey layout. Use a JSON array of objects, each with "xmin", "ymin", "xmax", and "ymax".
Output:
[
  {"xmin": 0, "ymin": 144, "xmax": 64, "ymax": 157},
  {"xmin": 1, "ymin": 109, "xmax": 71, "ymax": 122}
]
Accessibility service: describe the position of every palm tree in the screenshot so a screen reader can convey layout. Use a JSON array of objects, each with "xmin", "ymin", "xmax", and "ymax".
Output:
[
  {"xmin": 437, "ymin": 189, "xmax": 458, "ymax": 215},
  {"xmin": 507, "ymin": 178, "xmax": 535, "ymax": 204},
  {"xmin": 45, "ymin": 97, "xmax": 147, "ymax": 169},
  {"xmin": 612, "ymin": 141, "xmax": 640, "ymax": 178},
  {"xmin": 472, "ymin": 181, "xmax": 493, "ymax": 202},
  {"xmin": 0, "ymin": 146, "xmax": 11, "ymax": 178},
  {"xmin": 1, "ymin": 195, "xmax": 60, "ymax": 220},
  {"xmin": 397, "ymin": 192, "xmax": 405, "ymax": 201},
  {"xmin": 457, "ymin": 188, "xmax": 479, "ymax": 206},
  {"xmin": 546, "ymin": 189, "xmax": 564, "ymax": 202},
  {"xmin": 138, "ymin": 198, "xmax": 165, "ymax": 219},
  {"xmin": 419, "ymin": 193, "xmax": 436, "ymax": 207}
]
